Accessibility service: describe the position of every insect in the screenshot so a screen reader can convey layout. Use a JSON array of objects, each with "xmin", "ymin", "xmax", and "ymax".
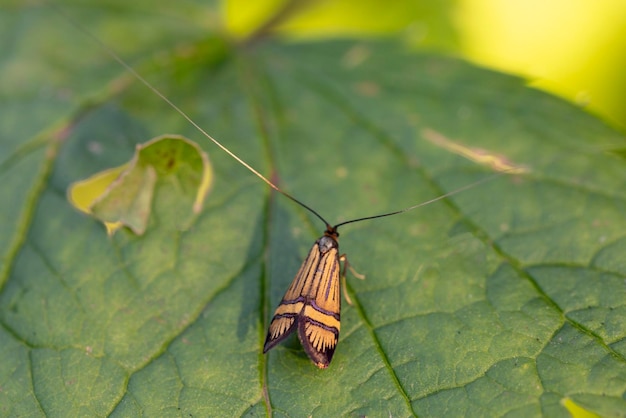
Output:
[
  {"xmin": 262, "ymin": 224, "xmax": 343, "ymax": 368},
  {"xmin": 52, "ymin": 4, "xmax": 512, "ymax": 368}
]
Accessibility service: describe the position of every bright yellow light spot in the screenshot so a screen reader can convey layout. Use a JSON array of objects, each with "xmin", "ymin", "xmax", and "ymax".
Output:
[
  {"xmin": 457, "ymin": 0, "xmax": 626, "ymax": 127},
  {"xmin": 561, "ymin": 397, "xmax": 601, "ymax": 418},
  {"xmin": 223, "ymin": 0, "xmax": 285, "ymax": 38}
]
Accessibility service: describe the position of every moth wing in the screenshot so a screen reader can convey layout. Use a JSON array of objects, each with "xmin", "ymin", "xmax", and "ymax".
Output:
[
  {"xmin": 264, "ymin": 236, "xmax": 342, "ymax": 368},
  {"xmin": 263, "ymin": 240, "xmax": 322, "ymax": 353},
  {"xmin": 298, "ymin": 246, "xmax": 341, "ymax": 368},
  {"xmin": 263, "ymin": 298, "xmax": 302, "ymax": 353}
]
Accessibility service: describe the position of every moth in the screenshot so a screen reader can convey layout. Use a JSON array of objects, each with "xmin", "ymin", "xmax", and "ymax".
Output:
[
  {"xmin": 54, "ymin": 4, "xmax": 510, "ymax": 369},
  {"xmin": 263, "ymin": 224, "xmax": 342, "ymax": 368}
]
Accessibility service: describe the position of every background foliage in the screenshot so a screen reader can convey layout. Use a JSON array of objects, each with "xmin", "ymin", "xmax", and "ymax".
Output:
[
  {"xmin": 1, "ymin": 0, "xmax": 625, "ymax": 416},
  {"xmin": 226, "ymin": 0, "xmax": 626, "ymax": 129}
]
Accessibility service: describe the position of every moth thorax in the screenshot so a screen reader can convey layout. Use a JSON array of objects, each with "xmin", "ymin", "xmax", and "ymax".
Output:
[{"xmin": 317, "ymin": 235, "xmax": 337, "ymax": 254}]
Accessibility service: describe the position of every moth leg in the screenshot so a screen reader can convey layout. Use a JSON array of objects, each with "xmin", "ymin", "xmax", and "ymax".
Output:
[
  {"xmin": 340, "ymin": 254, "xmax": 365, "ymax": 280},
  {"xmin": 339, "ymin": 254, "xmax": 365, "ymax": 306}
]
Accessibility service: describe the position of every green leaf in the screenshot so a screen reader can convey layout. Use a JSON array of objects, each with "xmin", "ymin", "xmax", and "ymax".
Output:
[
  {"xmin": 68, "ymin": 135, "xmax": 212, "ymax": 235},
  {"xmin": 2, "ymin": 2, "xmax": 626, "ymax": 417}
]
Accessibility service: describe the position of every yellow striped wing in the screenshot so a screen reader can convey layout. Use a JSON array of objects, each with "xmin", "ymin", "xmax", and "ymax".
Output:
[{"xmin": 263, "ymin": 234, "xmax": 341, "ymax": 368}]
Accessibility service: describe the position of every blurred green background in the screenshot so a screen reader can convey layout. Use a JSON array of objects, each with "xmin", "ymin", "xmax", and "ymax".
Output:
[{"xmin": 225, "ymin": 0, "xmax": 626, "ymax": 130}]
